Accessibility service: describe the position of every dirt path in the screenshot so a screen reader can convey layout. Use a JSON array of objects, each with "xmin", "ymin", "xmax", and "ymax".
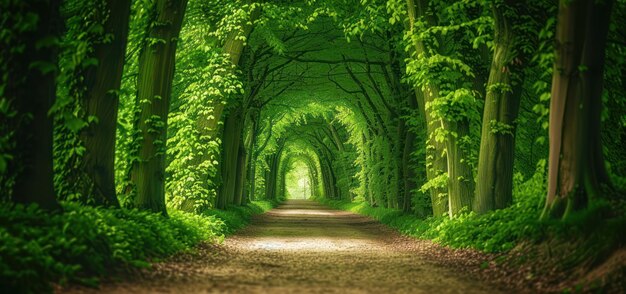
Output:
[{"xmin": 66, "ymin": 200, "xmax": 505, "ymax": 293}]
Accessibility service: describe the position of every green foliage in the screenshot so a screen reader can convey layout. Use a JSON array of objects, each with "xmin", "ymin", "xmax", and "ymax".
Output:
[
  {"xmin": 321, "ymin": 161, "xmax": 549, "ymax": 253},
  {"xmin": 53, "ymin": 0, "xmax": 111, "ymax": 203},
  {"xmin": 0, "ymin": 199, "xmax": 275, "ymax": 292},
  {"xmin": 166, "ymin": 45, "xmax": 242, "ymax": 212},
  {"xmin": 1, "ymin": 0, "xmax": 625, "ymax": 291},
  {"xmin": 203, "ymin": 200, "xmax": 276, "ymax": 234}
]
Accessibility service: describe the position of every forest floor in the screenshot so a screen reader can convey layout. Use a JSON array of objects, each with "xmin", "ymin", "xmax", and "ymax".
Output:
[{"xmin": 63, "ymin": 200, "xmax": 517, "ymax": 293}]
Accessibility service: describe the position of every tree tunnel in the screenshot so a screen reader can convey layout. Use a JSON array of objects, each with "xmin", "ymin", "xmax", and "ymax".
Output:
[
  {"xmin": 4, "ymin": 0, "xmax": 621, "ymax": 223},
  {"xmin": 160, "ymin": 3, "xmax": 514, "ymax": 218},
  {"xmin": 3, "ymin": 0, "xmax": 625, "ymax": 291},
  {"xmin": 178, "ymin": 9, "xmax": 438, "ymax": 216}
]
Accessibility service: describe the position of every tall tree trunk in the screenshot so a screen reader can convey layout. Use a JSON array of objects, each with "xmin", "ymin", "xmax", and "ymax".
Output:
[
  {"xmin": 397, "ymin": 116, "xmax": 409, "ymax": 211},
  {"xmin": 263, "ymin": 141, "xmax": 284, "ymax": 200},
  {"xmin": 248, "ymin": 154, "xmax": 258, "ymax": 201},
  {"xmin": 242, "ymin": 116, "xmax": 257, "ymax": 203},
  {"xmin": 542, "ymin": 0, "xmax": 613, "ymax": 219},
  {"xmin": 319, "ymin": 160, "xmax": 332, "ymax": 199},
  {"xmin": 264, "ymin": 165, "xmax": 273, "ymax": 200},
  {"xmin": 306, "ymin": 161, "xmax": 319, "ymax": 198},
  {"xmin": 444, "ymin": 119, "xmax": 474, "ymax": 216},
  {"xmin": 81, "ymin": 0, "xmax": 131, "ymax": 207},
  {"xmin": 234, "ymin": 143, "xmax": 247, "ymax": 205},
  {"xmin": 4, "ymin": 0, "xmax": 61, "ymax": 210},
  {"xmin": 267, "ymin": 154, "xmax": 279, "ymax": 199},
  {"xmin": 405, "ymin": 0, "xmax": 448, "ymax": 216},
  {"xmin": 474, "ymin": 1, "xmax": 526, "ymax": 214},
  {"xmin": 217, "ymin": 107, "xmax": 244, "ymax": 208},
  {"xmin": 130, "ymin": 0, "xmax": 187, "ymax": 215},
  {"xmin": 279, "ymin": 162, "xmax": 287, "ymax": 199},
  {"xmin": 402, "ymin": 128, "xmax": 418, "ymax": 214}
]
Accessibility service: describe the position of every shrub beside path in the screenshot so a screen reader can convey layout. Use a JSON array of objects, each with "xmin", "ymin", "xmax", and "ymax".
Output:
[{"xmin": 64, "ymin": 200, "xmax": 504, "ymax": 293}]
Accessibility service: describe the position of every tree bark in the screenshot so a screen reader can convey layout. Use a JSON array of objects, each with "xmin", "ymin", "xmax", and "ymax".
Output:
[
  {"xmin": 474, "ymin": 1, "xmax": 526, "ymax": 214},
  {"xmin": 542, "ymin": 0, "xmax": 613, "ymax": 219},
  {"xmin": 80, "ymin": 0, "xmax": 132, "ymax": 207},
  {"xmin": 130, "ymin": 0, "xmax": 187, "ymax": 215},
  {"xmin": 4, "ymin": 0, "xmax": 61, "ymax": 210},
  {"xmin": 264, "ymin": 140, "xmax": 285, "ymax": 200},
  {"xmin": 242, "ymin": 117, "xmax": 257, "ymax": 203},
  {"xmin": 405, "ymin": 0, "xmax": 448, "ymax": 216},
  {"xmin": 444, "ymin": 119, "xmax": 475, "ymax": 216},
  {"xmin": 402, "ymin": 125, "xmax": 418, "ymax": 214},
  {"xmin": 217, "ymin": 107, "xmax": 245, "ymax": 208},
  {"xmin": 234, "ymin": 142, "xmax": 247, "ymax": 205}
]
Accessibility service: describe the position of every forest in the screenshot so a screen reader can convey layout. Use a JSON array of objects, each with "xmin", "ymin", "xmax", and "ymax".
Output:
[{"xmin": 1, "ymin": 0, "xmax": 625, "ymax": 292}]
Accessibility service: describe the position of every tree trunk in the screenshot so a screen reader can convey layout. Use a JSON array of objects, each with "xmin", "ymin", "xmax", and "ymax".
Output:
[
  {"xmin": 241, "ymin": 146, "xmax": 252, "ymax": 204},
  {"xmin": 279, "ymin": 163, "xmax": 287, "ymax": 199},
  {"xmin": 402, "ymin": 128, "xmax": 417, "ymax": 214},
  {"xmin": 242, "ymin": 117, "xmax": 257, "ymax": 203},
  {"xmin": 130, "ymin": 0, "xmax": 187, "ymax": 215},
  {"xmin": 405, "ymin": 0, "xmax": 448, "ymax": 216},
  {"xmin": 4, "ymin": 0, "xmax": 61, "ymax": 210},
  {"xmin": 248, "ymin": 154, "xmax": 258, "ymax": 201},
  {"xmin": 306, "ymin": 160, "xmax": 319, "ymax": 198},
  {"xmin": 234, "ymin": 142, "xmax": 247, "ymax": 205},
  {"xmin": 217, "ymin": 107, "xmax": 244, "ymax": 208},
  {"xmin": 474, "ymin": 2, "xmax": 526, "ymax": 214},
  {"xmin": 264, "ymin": 141, "xmax": 285, "ymax": 200},
  {"xmin": 80, "ymin": 0, "xmax": 131, "ymax": 207},
  {"xmin": 267, "ymin": 154, "xmax": 279, "ymax": 199},
  {"xmin": 264, "ymin": 166, "xmax": 273, "ymax": 200},
  {"xmin": 319, "ymin": 160, "xmax": 332, "ymax": 199},
  {"xmin": 542, "ymin": 0, "xmax": 613, "ymax": 219},
  {"xmin": 444, "ymin": 119, "xmax": 474, "ymax": 216}
]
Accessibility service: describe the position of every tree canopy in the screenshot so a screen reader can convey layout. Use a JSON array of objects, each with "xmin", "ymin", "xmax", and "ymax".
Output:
[{"xmin": 1, "ymin": 0, "xmax": 625, "ymax": 292}]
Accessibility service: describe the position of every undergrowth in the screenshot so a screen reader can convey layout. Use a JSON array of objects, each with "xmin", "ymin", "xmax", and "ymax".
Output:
[
  {"xmin": 318, "ymin": 167, "xmax": 626, "ymax": 291},
  {"xmin": 319, "ymin": 163, "xmax": 626, "ymax": 255},
  {"xmin": 0, "ymin": 200, "xmax": 275, "ymax": 293},
  {"xmin": 203, "ymin": 200, "xmax": 277, "ymax": 234}
]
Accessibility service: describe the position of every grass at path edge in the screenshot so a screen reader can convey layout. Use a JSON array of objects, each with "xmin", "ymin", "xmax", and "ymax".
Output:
[
  {"xmin": 0, "ymin": 199, "xmax": 278, "ymax": 293},
  {"xmin": 316, "ymin": 197, "xmax": 626, "ymax": 292}
]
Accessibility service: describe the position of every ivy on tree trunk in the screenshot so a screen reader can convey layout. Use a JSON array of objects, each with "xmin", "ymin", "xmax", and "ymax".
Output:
[{"xmin": 130, "ymin": 0, "xmax": 188, "ymax": 215}]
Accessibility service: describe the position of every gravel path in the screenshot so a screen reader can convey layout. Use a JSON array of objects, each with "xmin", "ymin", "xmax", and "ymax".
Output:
[{"xmin": 65, "ymin": 199, "xmax": 504, "ymax": 293}]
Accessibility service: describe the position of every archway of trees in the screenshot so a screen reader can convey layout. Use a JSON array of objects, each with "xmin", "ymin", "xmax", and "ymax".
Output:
[{"xmin": 1, "ymin": 0, "xmax": 625, "ymax": 292}]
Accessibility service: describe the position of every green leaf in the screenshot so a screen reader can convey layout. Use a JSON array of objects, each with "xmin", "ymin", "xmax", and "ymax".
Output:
[{"xmin": 65, "ymin": 117, "xmax": 88, "ymax": 132}]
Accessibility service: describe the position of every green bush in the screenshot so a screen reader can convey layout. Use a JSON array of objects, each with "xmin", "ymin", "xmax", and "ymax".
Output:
[
  {"xmin": 320, "ymin": 163, "xmax": 549, "ymax": 253},
  {"xmin": 202, "ymin": 200, "xmax": 276, "ymax": 234},
  {"xmin": 0, "ymin": 200, "xmax": 274, "ymax": 293},
  {"xmin": 322, "ymin": 160, "xmax": 625, "ymax": 258}
]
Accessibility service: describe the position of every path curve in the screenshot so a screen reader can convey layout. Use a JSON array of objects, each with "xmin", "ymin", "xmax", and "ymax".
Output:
[{"xmin": 66, "ymin": 200, "xmax": 503, "ymax": 293}]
